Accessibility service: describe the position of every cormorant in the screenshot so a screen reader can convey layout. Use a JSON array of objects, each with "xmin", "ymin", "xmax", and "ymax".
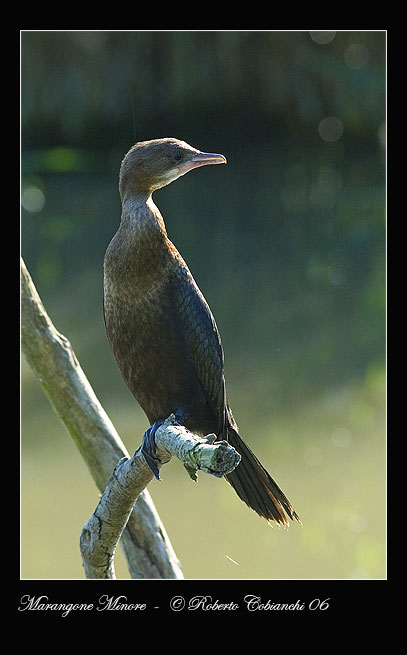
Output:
[{"xmin": 103, "ymin": 137, "xmax": 300, "ymax": 526}]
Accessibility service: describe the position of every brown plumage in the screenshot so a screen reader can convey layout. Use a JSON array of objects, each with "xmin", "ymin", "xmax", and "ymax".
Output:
[{"xmin": 103, "ymin": 137, "xmax": 301, "ymax": 526}]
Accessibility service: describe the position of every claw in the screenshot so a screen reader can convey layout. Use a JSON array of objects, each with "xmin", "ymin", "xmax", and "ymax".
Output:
[{"xmin": 141, "ymin": 419, "xmax": 165, "ymax": 479}]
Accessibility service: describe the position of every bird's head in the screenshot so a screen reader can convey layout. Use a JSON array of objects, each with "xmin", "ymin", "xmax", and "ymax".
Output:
[{"xmin": 119, "ymin": 137, "xmax": 227, "ymax": 199}]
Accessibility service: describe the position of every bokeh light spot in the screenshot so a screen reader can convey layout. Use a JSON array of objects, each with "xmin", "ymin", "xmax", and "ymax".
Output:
[
  {"xmin": 327, "ymin": 265, "xmax": 346, "ymax": 286},
  {"xmin": 310, "ymin": 31, "xmax": 336, "ymax": 45},
  {"xmin": 303, "ymin": 445, "xmax": 323, "ymax": 466},
  {"xmin": 318, "ymin": 116, "xmax": 344, "ymax": 142},
  {"xmin": 331, "ymin": 427, "xmax": 352, "ymax": 448},
  {"xmin": 21, "ymin": 186, "xmax": 46, "ymax": 213},
  {"xmin": 344, "ymin": 43, "xmax": 369, "ymax": 69},
  {"xmin": 378, "ymin": 121, "xmax": 386, "ymax": 151}
]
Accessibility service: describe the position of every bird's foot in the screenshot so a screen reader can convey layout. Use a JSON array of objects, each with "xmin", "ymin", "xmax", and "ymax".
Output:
[
  {"xmin": 141, "ymin": 410, "xmax": 188, "ymax": 479},
  {"xmin": 172, "ymin": 409, "xmax": 187, "ymax": 425},
  {"xmin": 141, "ymin": 419, "xmax": 165, "ymax": 480}
]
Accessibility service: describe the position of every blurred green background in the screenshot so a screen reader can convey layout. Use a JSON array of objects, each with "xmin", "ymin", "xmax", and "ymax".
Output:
[{"xmin": 21, "ymin": 30, "xmax": 386, "ymax": 579}]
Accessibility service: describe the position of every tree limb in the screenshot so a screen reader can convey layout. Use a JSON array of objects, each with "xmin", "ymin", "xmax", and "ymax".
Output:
[
  {"xmin": 80, "ymin": 416, "xmax": 240, "ymax": 578},
  {"xmin": 154, "ymin": 417, "xmax": 241, "ymax": 481},
  {"xmin": 20, "ymin": 257, "xmax": 182, "ymax": 579},
  {"xmin": 21, "ymin": 257, "xmax": 241, "ymax": 579}
]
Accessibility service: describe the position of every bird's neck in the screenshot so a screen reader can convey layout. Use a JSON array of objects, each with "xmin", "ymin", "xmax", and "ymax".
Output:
[
  {"xmin": 104, "ymin": 193, "xmax": 179, "ymax": 299},
  {"xmin": 121, "ymin": 193, "xmax": 168, "ymax": 237}
]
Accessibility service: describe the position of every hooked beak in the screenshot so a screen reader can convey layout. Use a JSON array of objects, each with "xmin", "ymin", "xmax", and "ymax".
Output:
[{"xmin": 179, "ymin": 151, "xmax": 227, "ymax": 174}]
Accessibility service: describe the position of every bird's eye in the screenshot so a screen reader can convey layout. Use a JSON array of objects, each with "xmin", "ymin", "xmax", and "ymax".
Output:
[{"xmin": 173, "ymin": 152, "xmax": 183, "ymax": 162}]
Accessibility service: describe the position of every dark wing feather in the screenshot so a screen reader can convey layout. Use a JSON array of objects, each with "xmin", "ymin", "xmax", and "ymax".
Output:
[
  {"xmin": 172, "ymin": 265, "xmax": 227, "ymax": 437},
  {"xmin": 171, "ymin": 265, "xmax": 301, "ymax": 526}
]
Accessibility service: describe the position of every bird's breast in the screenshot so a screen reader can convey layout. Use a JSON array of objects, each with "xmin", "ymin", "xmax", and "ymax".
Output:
[
  {"xmin": 103, "ymin": 204, "xmax": 220, "ymax": 429},
  {"xmin": 104, "ymin": 276, "xmax": 200, "ymax": 424}
]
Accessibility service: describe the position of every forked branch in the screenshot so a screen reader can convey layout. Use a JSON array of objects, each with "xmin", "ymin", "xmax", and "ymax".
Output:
[{"xmin": 21, "ymin": 257, "xmax": 240, "ymax": 579}]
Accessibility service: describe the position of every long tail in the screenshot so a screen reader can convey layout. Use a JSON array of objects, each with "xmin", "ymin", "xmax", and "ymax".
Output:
[{"xmin": 225, "ymin": 426, "xmax": 301, "ymax": 527}]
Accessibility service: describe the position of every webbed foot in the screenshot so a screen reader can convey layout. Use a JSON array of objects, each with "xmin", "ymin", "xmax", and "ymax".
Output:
[{"xmin": 141, "ymin": 419, "xmax": 165, "ymax": 479}]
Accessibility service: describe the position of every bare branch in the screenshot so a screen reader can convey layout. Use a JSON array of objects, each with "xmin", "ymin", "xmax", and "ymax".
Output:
[
  {"xmin": 21, "ymin": 257, "xmax": 241, "ymax": 579},
  {"xmin": 20, "ymin": 257, "xmax": 182, "ymax": 579},
  {"xmin": 154, "ymin": 417, "xmax": 241, "ymax": 480},
  {"xmin": 80, "ymin": 415, "xmax": 240, "ymax": 578}
]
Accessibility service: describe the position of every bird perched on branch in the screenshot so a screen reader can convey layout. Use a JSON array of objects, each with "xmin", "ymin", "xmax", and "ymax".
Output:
[{"xmin": 103, "ymin": 137, "xmax": 301, "ymax": 527}]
